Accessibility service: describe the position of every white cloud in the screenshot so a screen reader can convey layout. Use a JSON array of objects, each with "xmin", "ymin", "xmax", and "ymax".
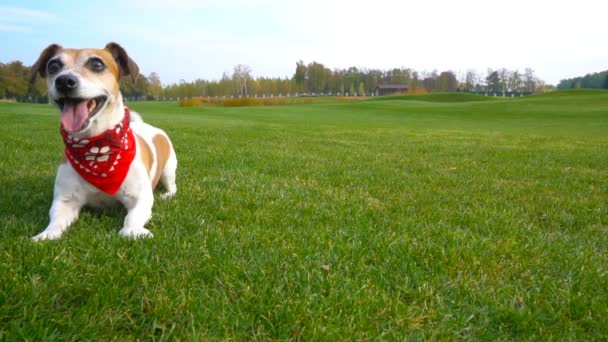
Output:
[
  {"xmin": 0, "ymin": 6, "xmax": 56, "ymax": 34},
  {"xmin": 127, "ymin": 0, "xmax": 277, "ymax": 10},
  {"xmin": 0, "ymin": 24, "xmax": 32, "ymax": 33},
  {"xmin": 0, "ymin": 6, "xmax": 55, "ymax": 21}
]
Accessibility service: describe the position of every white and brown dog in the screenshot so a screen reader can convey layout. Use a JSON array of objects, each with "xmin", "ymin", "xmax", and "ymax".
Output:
[{"xmin": 30, "ymin": 42, "xmax": 177, "ymax": 240}]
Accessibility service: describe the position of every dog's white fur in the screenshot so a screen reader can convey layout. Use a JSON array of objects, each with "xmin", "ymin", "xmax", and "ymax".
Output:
[{"xmin": 30, "ymin": 42, "xmax": 177, "ymax": 240}]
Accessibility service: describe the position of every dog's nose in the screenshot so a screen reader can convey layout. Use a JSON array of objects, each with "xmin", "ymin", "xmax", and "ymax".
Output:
[{"xmin": 55, "ymin": 74, "xmax": 79, "ymax": 93}]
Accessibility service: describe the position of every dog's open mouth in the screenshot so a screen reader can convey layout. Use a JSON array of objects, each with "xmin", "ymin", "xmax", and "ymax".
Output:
[{"xmin": 57, "ymin": 96, "xmax": 108, "ymax": 132}]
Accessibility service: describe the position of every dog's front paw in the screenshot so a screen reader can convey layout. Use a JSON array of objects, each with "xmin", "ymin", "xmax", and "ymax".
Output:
[
  {"xmin": 119, "ymin": 227, "xmax": 153, "ymax": 239},
  {"xmin": 32, "ymin": 230, "xmax": 63, "ymax": 241},
  {"xmin": 160, "ymin": 191, "xmax": 176, "ymax": 200}
]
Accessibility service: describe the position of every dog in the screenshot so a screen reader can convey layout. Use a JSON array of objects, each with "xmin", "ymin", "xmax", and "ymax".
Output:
[{"xmin": 30, "ymin": 42, "xmax": 177, "ymax": 240}]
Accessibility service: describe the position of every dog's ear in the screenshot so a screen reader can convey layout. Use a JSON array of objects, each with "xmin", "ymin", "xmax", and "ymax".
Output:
[
  {"xmin": 104, "ymin": 42, "xmax": 139, "ymax": 81},
  {"xmin": 30, "ymin": 44, "xmax": 62, "ymax": 84}
]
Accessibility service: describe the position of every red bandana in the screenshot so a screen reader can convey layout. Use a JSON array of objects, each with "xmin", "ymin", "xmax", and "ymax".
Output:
[{"xmin": 61, "ymin": 108, "xmax": 136, "ymax": 195}]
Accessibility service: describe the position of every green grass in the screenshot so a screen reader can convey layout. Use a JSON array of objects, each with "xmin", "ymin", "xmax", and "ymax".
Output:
[
  {"xmin": 1, "ymin": 90, "xmax": 607, "ymax": 339},
  {"xmin": 367, "ymin": 92, "xmax": 497, "ymax": 102}
]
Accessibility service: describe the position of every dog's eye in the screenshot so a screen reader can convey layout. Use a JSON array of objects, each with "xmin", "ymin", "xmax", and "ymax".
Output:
[
  {"xmin": 88, "ymin": 58, "xmax": 106, "ymax": 72},
  {"xmin": 47, "ymin": 60, "xmax": 62, "ymax": 75}
]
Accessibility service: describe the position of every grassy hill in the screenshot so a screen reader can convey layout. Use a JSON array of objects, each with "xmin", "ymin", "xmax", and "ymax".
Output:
[
  {"xmin": 367, "ymin": 92, "xmax": 496, "ymax": 102},
  {"xmin": 0, "ymin": 90, "xmax": 606, "ymax": 339},
  {"xmin": 525, "ymin": 88, "xmax": 608, "ymax": 99}
]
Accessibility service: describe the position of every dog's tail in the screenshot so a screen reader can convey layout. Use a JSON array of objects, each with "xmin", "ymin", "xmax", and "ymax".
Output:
[{"xmin": 130, "ymin": 111, "xmax": 144, "ymax": 123}]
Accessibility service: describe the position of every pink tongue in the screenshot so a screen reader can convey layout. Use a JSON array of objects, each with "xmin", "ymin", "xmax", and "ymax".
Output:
[{"xmin": 61, "ymin": 100, "xmax": 89, "ymax": 132}]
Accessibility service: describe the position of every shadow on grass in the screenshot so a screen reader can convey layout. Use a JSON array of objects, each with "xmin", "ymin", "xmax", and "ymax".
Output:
[
  {"xmin": 0, "ymin": 175, "xmax": 53, "ymax": 237},
  {"xmin": 0, "ymin": 174, "xmax": 126, "ymax": 239}
]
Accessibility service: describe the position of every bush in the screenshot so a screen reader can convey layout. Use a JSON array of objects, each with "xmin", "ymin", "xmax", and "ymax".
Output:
[
  {"xmin": 179, "ymin": 96, "xmax": 318, "ymax": 108},
  {"xmin": 336, "ymin": 96, "xmax": 368, "ymax": 102},
  {"xmin": 408, "ymin": 87, "xmax": 430, "ymax": 94},
  {"xmin": 179, "ymin": 97, "xmax": 207, "ymax": 107}
]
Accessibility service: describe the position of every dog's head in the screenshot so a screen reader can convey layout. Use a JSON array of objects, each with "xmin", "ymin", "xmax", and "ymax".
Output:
[{"xmin": 30, "ymin": 42, "xmax": 139, "ymax": 134}]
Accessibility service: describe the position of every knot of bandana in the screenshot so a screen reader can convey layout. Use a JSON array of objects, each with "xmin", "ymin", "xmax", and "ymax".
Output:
[{"xmin": 60, "ymin": 108, "xmax": 136, "ymax": 195}]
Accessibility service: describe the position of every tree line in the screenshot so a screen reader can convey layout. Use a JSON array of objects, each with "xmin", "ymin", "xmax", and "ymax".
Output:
[
  {"xmin": 557, "ymin": 70, "xmax": 608, "ymax": 90},
  {"xmin": 1, "ymin": 58, "xmax": 551, "ymax": 102}
]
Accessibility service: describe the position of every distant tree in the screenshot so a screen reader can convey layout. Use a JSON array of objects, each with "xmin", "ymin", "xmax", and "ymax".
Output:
[
  {"xmin": 294, "ymin": 60, "xmax": 306, "ymax": 93},
  {"xmin": 422, "ymin": 77, "xmax": 434, "ymax": 90},
  {"xmin": 323, "ymin": 68, "xmax": 333, "ymax": 94},
  {"xmin": 557, "ymin": 78, "xmax": 573, "ymax": 89},
  {"xmin": 232, "ymin": 64, "xmax": 252, "ymax": 97},
  {"xmin": 360, "ymin": 69, "xmax": 379, "ymax": 91},
  {"xmin": 306, "ymin": 61, "xmax": 329, "ymax": 94},
  {"xmin": 120, "ymin": 73, "xmax": 150, "ymax": 99},
  {"xmin": 220, "ymin": 72, "xmax": 232, "ymax": 96},
  {"xmin": 0, "ymin": 63, "xmax": 4, "ymax": 96},
  {"xmin": 472, "ymin": 72, "xmax": 484, "ymax": 92},
  {"xmin": 30, "ymin": 77, "xmax": 47, "ymax": 98},
  {"xmin": 580, "ymin": 72, "xmax": 607, "ymax": 88},
  {"xmin": 386, "ymin": 68, "xmax": 411, "ymax": 85},
  {"xmin": 508, "ymin": 70, "xmax": 523, "ymax": 94},
  {"xmin": 572, "ymin": 71, "xmax": 608, "ymax": 88},
  {"xmin": 345, "ymin": 67, "xmax": 361, "ymax": 94},
  {"xmin": 486, "ymin": 70, "xmax": 500, "ymax": 94},
  {"xmin": 463, "ymin": 70, "xmax": 477, "ymax": 92},
  {"xmin": 498, "ymin": 68, "xmax": 510, "ymax": 96},
  {"xmin": 1, "ymin": 61, "xmax": 29, "ymax": 98},
  {"xmin": 148, "ymin": 72, "xmax": 163, "ymax": 98},
  {"xmin": 410, "ymin": 71, "xmax": 420, "ymax": 88},
  {"xmin": 535, "ymin": 78, "xmax": 549, "ymax": 92},
  {"xmin": 523, "ymin": 68, "xmax": 536, "ymax": 93},
  {"xmin": 193, "ymin": 79, "xmax": 207, "ymax": 97},
  {"xmin": 358, "ymin": 81, "xmax": 365, "ymax": 96},
  {"xmin": 436, "ymin": 71, "xmax": 458, "ymax": 92},
  {"xmin": 421, "ymin": 70, "xmax": 437, "ymax": 91}
]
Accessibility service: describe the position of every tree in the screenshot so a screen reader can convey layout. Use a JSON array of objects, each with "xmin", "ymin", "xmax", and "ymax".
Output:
[
  {"xmin": 410, "ymin": 71, "xmax": 420, "ymax": 88},
  {"xmin": 498, "ymin": 68, "xmax": 510, "ymax": 96},
  {"xmin": 345, "ymin": 67, "xmax": 361, "ymax": 95},
  {"xmin": 294, "ymin": 60, "xmax": 306, "ymax": 93},
  {"xmin": 485, "ymin": 70, "xmax": 500, "ymax": 94},
  {"xmin": 464, "ymin": 70, "xmax": 477, "ymax": 92},
  {"xmin": 523, "ymin": 68, "xmax": 536, "ymax": 93},
  {"xmin": 232, "ymin": 64, "xmax": 252, "ymax": 97},
  {"xmin": 120, "ymin": 73, "xmax": 150, "ymax": 99},
  {"xmin": 421, "ymin": 70, "xmax": 438, "ymax": 91},
  {"xmin": 436, "ymin": 71, "xmax": 458, "ymax": 92},
  {"xmin": 306, "ymin": 61, "xmax": 329, "ymax": 94},
  {"xmin": 358, "ymin": 82, "xmax": 366, "ymax": 96},
  {"xmin": 506, "ymin": 70, "xmax": 522, "ymax": 94},
  {"xmin": 557, "ymin": 71, "xmax": 608, "ymax": 90},
  {"xmin": 1, "ymin": 61, "xmax": 29, "ymax": 98},
  {"xmin": 148, "ymin": 72, "xmax": 163, "ymax": 99}
]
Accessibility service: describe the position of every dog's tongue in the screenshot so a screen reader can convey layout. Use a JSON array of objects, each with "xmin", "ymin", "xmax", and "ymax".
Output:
[{"xmin": 61, "ymin": 100, "xmax": 89, "ymax": 132}]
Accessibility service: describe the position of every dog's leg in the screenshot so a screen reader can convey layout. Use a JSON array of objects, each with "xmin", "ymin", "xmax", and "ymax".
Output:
[
  {"xmin": 118, "ymin": 185, "xmax": 154, "ymax": 239},
  {"xmin": 159, "ymin": 148, "xmax": 177, "ymax": 200},
  {"xmin": 33, "ymin": 198, "xmax": 82, "ymax": 241},
  {"xmin": 33, "ymin": 165, "xmax": 85, "ymax": 241}
]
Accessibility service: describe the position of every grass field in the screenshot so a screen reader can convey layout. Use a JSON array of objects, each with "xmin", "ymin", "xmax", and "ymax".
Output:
[{"xmin": 0, "ymin": 90, "xmax": 607, "ymax": 339}]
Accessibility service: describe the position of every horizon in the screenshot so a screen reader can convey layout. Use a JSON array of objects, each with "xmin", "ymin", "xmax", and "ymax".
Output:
[{"xmin": 1, "ymin": 0, "xmax": 607, "ymax": 86}]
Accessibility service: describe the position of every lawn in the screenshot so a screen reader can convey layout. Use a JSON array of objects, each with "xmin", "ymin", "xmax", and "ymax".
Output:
[{"xmin": 0, "ymin": 90, "xmax": 607, "ymax": 339}]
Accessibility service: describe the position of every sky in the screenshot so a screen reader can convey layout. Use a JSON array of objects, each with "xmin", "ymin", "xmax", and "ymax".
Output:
[{"xmin": 1, "ymin": 0, "xmax": 607, "ymax": 86}]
